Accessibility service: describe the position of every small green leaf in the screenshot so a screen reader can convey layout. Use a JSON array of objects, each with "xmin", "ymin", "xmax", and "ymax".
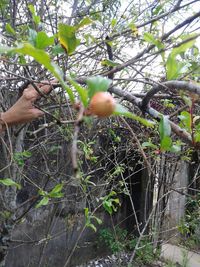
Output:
[
  {"xmin": 87, "ymin": 76, "xmax": 112, "ymax": 99},
  {"xmin": 160, "ymin": 136, "xmax": 172, "ymax": 151},
  {"xmin": 5, "ymin": 23, "xmax": 16, "ymax": 35},
  {"xmin": 51, "ymin": 44, "xmax": 65, "ymax": 55},
  {"xmin": 48, "ymin": 192, "xmax": 64, "ymax": 198},
  {"xmin": 68, "ymin": 79, "xmax": 88, "ymax": 107},
  {"xmin": 171, "ymin": 38, "xmax": 196, "ymax": 57},
  {"xmin": 76, "ymin": 17, "xmax": 93, "ymax": 30},
  {"xmin": 170, "ymin": 144, "xmax": 181, "ymax": 153},
  {"xmin": 182, "ymin": 95, "xmax": 192, "ymax": 107},
  {"xmin": 166, "ymin": 37, "xmax": 196, "ymax": 80},
  {"xmin": 166, "ymin": 56, "xmax": 185, "ymax": 80},
  {"xmin": 103, "ymin": 202, "xmax": 113, "ymax": 215},
  {"xmin": 91, "ymin": 216, "xmax": 102, "ymax": 225},
  {"xmin": 129, "ymin": 23, "xmax": 138, "ymax": 36},
  {"xmin": 48, "ymin": 184, "xmax": 64, "ymax": 198},
  {"xmin": 101, "ymin": 59, "xmax": 119, "ymax": 67},
  {"xmin": 144, "ymin": 32, "xmax": 156, "ymax": 43},
  {"xmin": 38, "ymin": 190, "xmax": 47, "ymax": 196},
  {"xmin": 84, "ymin": 207, "xmax": 89, "ymax": 218},
  {"xmin": 0, "ymin": 178, "xmax": 21, "ymax": 189},
  {"xmin": 50, "ymin": 184, "xmax": 63, "ymax": 194},
  {"xmin": 28, "ymin": 28, "xmax": 37, "ymax": 46},
  {"xmin": 28, "ymin": 4, "xmax": 41, "ymax": 26},
  {"xmin": 178, "ymin": 111, "xmax": 191, "ymax": 133},
  {"xmin": 111, "ymin": 18, "xmax": 117, "ymax": 28},
  {"xmin": 35, "ymin": 32, "xmax": 54, "ymax": 49},
  {"xmin": 86, "ymin": 223, "xmax": 97, "ymax": 232},
  {"xmin": 58, "ymin": 23, "xmax": 80, "ymax": 55},
  {"xmin": 159, "ymin": 115, "xmax": 171, "ymax": 139},
  {"xmin": 28, "ymin": 4, "xmax": 35, "ymax": 14},
  {"xmin": 36, "ymin": 196, "xmax": 49, "ymax": 208},
  {"xmin": 113, "ymin": 104, "xmax": 155, "ymax": 127},
  {"xmin": 142, "ymin": 142, "xmax": 158, "ymax": 149}
]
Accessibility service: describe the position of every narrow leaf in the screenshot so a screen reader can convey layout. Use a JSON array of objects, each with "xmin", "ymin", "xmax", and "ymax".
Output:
[
  {"xmin": 159, "ymin": 115, "xmax": 171, "ymax": 139},
  {"xmin": 5, "ymin": 23, "xmax": 16, "ymax": 35},
  {"xmin": 0, "ymin": 178, "xmax": 21, "ymax": 189},
  {"xmin": 113, "ymin": 104, "xmax": 155, "ymax": 127},
  {"xmin": 68, "ymin": 79, "xmax": 88, "ymax": 107},
  {"xmin": 36, "ymin": 197, "xmax": 49, "ymax": 208},
  {"xmin": 76, "ymin": 17, "xmax": 93, "ymax": 30},
  {"xmin": 49, "ymin": 184, "xmax": 63, "ymax": 194}
]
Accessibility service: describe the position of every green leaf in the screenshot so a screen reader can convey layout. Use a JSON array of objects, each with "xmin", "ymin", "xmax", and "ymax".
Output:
[
  {"xmin": 68, "ymin": 79, "xmax": 88, "ymax": 107},
  {"xmin": 113, "ymin": 104, "xmax": 155, "ymax": 127},
  {"xmin": 195, "ymin": 132, "xmax": 200, "ymax": 142},
  {"xmin": 51, "ymin": 44, "xmax": 65, "ymax": 55},
  {"xmin": 181, "ymin": 94, "xmax": 192, "ymax": 107},
  {"xmin": 28, "ymin": 4, "xmax": 35, "ymax": 15},
  {"xmin": 166, "ymin": 38, "xmax": 196, "ymax": 80},
  {"xmin": 38, "ymin": 190, "xmax": 47, "ymax": 196},
  {"xmin": 111, "ymin": 18, "xmax": 117, "ymax": 28},
  {"xmin": 49, "ymin": 184, "xmax": 63, "ymax": 194},
  {"xmin": 166, "ymin": 56, "xmax": 185, "ymax": 80},
  {"xmin": 48, "ymin": 192, "xmax": 64, "ymax": 198},
  {"xmin": 91, "ymin": 216, "xmax": 102, "ymax": 225},
  {"xmin": 129, "ymin": 23, "xmax": 138, "ymax": 36},
  {"xmin": 84, "ymin": 207, "xmax": 89, "ymax": 218},
  {"xmin": 36, "ymin": 196, "xmax": 49, "ymax": 208},
  {"xmin": 170, "ymin": 144, "xmax": 181, "ymax": 153},
  {"xmin": 159, "ymin": 115, "xmax": 171, "ymax": 139},
  {"xmin": 0, "ymin": 178, "xmax": 21, "ymax": 189},
  {"xmin": 28, "ymin": 4, "xmax": 41, "ymax": 26},
  {"xmin": 86, "ymin": 223, "xmax": 97, "ymax": 232},
  {"xmin": 86, "ymin": 76, "xmax": 112, "ymax": 99},
  {"xmin": 101, "ymin": 59, "xmax": 119, "ymax": 67},
  {"xmin": 5, "ymin": 23, "xmax": 16, "ymax": 35},
  {"xmin": 144, "ymin": 32, "xmax": 156, "ymax": 43},
  {"xmin": 171, "ymin": 38, "xmax": 196, "ymax": 57},
  {"xmin": 35, "ymin": 31, "xmax": 54, "ymax": 49},
  {"xmin": 103, "ymin": 202, "xmax": 113, "ymax": 215},
  {"xmin": 142, "ymin": 142, "xmax": 158, "ymax": 149},
  {"xmin": 178, "ymin": 111, "xmax": 191, "ymax": 133},
  {"xmin": 76, "ymin": 17, "xmax": 93, "ymax": 30},
  {"xmin": 160, "ymin": 136, "xmax": 172, "ymax": 151},
  {"xmin": 28, "ymin": 28, "xmax": 37, "ymax": 46},
  {"xmin": 58, "ymin": 23, "xmax": 80, "ymax": 55}
]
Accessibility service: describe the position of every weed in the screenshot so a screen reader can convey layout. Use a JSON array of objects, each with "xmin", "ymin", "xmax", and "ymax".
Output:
[{"xmin": 99, "ymin": 227, "xmax": 159, "ymax": 265}]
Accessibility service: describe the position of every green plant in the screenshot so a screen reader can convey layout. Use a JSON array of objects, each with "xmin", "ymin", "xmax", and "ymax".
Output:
[
  {"xmin": 84, "ymin": 208, "xmax": 102, "ymax": 232},
  {"xmin": 181, "ymin": 249, "xmax": 189, "ymax": 267},
  {"xmin": 164, "ymin": 260, "xmax": 177, "ymax": 267},
  {"xmin": 178, "ymin": 194, "xmax": 200, "ymax": 250},
  {"xmin": 128, "ymin": 237, "xmax": 159, "ymax": 265},
  {"xmin": 99, "ymin": 227, "xmax": 128, "ymax": 253},
  {"xmin": 36, "ymin": 184, "xmax": 64, "ymax": 208},
  {"xmin": 14, "ymin": 150, "xmax": 32, "ymax": 167},
  {"xmin": 78, "ymin": 140, "xmax": 98, "ymax": 162},
  {"xmin": 99, "ymin": 227, "xmax": 158, "ymax": 264},
  {"xmin": 100, "ymin": 191, "xmax": 120, "ymax": 215}
]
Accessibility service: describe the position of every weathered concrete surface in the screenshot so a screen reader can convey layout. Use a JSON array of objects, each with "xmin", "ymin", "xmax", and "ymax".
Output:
[
  {"xmin": 161, "ymin": 244, "xmax": 200, "ymax": 267},
  {"xmin": 163, "ymin": 161, "xmax": 189, "ymax": 239}
]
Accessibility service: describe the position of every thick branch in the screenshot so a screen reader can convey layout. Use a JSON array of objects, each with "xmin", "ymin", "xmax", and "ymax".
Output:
[{"xmin": 141, "ymin": 80, "xmax": 200, "ymax": 111}]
